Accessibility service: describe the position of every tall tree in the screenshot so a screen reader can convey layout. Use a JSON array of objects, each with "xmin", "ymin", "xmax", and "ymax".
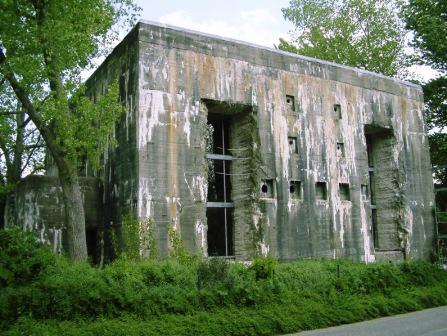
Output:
[
  {"xmin": 279, "ymin": 0, "xmax": 410, "ymax": 77},
  {"xmin": 0, "ymin": 0, "xmax": 139, "ymax": 260},
  {"xmin": 406, "ymin": 0, "xmax": 447, "ymax": 185}
]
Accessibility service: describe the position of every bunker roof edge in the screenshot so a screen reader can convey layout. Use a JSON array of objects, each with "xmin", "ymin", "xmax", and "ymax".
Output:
[
  {"xmin": 139, "ymin": 20, "xmax": 421, "ymax": 90},
  {"xmin": 86, "ymin": 20, "xmax": 422, "ymax": 97}
]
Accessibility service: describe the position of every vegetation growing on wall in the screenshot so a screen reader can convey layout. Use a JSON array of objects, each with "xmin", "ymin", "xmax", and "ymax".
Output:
[
  {"xmin": 113, "ymin": 212, "xmax": 157, "ymax": 260},
  {"xmin": 168, "ymin": 223, "xmax": 193, "ymax": 264},
  {"xmin": 246, "ymin": 110, "xmax": 264, "ymax": 256}
]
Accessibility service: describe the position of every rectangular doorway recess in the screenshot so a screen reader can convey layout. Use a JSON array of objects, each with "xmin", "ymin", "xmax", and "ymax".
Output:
[
  {"xmin": 206, "ymin": 112, "xmax": 234, "ymax": 257},
  {"xmin": 364, "ymin": 125, "xmax": 397, "ymax": 251},
  {"xmin": 202, "ymin": 98, "xmax": 257, "ymax": 259}
]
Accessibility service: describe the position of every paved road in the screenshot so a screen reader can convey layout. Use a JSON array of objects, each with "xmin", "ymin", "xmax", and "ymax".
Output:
[{"xmin": 285, "ymin": 306, "xmax": 447, "ymax": 336}]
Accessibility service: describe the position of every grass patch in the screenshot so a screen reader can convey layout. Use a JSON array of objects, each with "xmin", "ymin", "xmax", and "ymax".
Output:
[{"xmin": 1, "ymin": 228, "xmax": 447, "ymax": 335}]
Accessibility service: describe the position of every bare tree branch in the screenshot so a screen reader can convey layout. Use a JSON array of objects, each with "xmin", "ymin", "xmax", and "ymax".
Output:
[
  {"xmin": 20, "ymin": 116, "xmax": 31, "ymax": 128},
  {"xmin": 0, "ymin": 110, "xmax": 25, "ymax": 116},
  {"xmin": 21, "ymin": 135, "xmax": 43, "ymax": 175},
  {"xmin": 0, "ymin": 137, "xmax": 11, "ymax": 170},
  {"xmin": 24, "ymin": 144, "xmax": 45, "ymax": 150}
]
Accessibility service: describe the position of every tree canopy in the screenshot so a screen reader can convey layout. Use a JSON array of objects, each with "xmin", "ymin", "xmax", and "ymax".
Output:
[
  {"xmin": 405, "ymin": 0, "xmax": 447, "ymax": 185},
  {"xmin": 406, "ymin": 0, "xmax": 447, "ymax": 71},
  {"xmin": 279, "ymin": 0, "xmax": 410, "ymax": 77},
  {"xmin": 0, "ymin": 0, "xmax": 139, "ymax": 259}
]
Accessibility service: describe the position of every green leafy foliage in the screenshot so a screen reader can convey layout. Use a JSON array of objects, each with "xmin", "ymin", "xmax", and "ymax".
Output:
[
  {"xmin": 120, "ymin": 211, "xmax": 141, "ymax": 260},
  {"xmin": 0, "ymin": 227, "xmax": 56, "ymax": 288},
  {"xmin": 424, "ymin": 77, "xmax": 447, "ymax": 131},
  {"xmin": 280, "ymin": 0, "xmax": 410, "ymax": 77},
  {"xmin": 1, "ymin": 232, "xmax": 447, "ymax": 334},
  {"xmin": 405, "ymin": 1, "xmax": 447, "ymax": 185},
  {"xmin": 417, "ymin": 45, "xmax": 447, "ymax": 185},
  {"xmin": 250, "ymin": 255, "xmax": 277, "ymax": 280},
  {"xmin": 167, "ymin": 224, "xmax": 195, "ymax": 264},
  {"xmin": 119, "ymin": 212, "xmax": 158, "ymax": 260},
  {"xmin": 0, "ymin": 0, "xmax": 140, "ymax": 259},
  {"xmin": 405, "ymin": 0, "xmax": 447, "ymax": 70},
  {"xmin": 0, "ymin": 1, "xmax": 138, "ymax": 167}
]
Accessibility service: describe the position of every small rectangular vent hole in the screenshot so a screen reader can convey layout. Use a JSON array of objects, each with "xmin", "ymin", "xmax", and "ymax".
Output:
[
  {"xmin": 339, "ymin": 183, "xmax": 350, "ymax": 201},
  {"xmin": 289, "ymin": 180, "xmax": 302, "ymax": 200},
  {"xmin": 337, "ymin": 142, "xmax": 345, "ymax": 158},
  {"xmin": 286, "ymin": 95, "xmax": 295, "ymax": 113},
  {"xmin": 260, "ymin": 179, "xmax": 275, "ymax": 198},
  {"xmin": 334, "ymin": 104, "xmax": 342, "ymax": 119},
  {"xmin": 315, "ymin": 182, "xmax": 327, "ymax": 200},
  {"xmin": 288, "ymin": 137, "xmax": 298, "ymax": 154}
]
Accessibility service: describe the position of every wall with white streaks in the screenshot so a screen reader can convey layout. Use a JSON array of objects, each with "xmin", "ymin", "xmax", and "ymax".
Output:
[{"xmin": 88, "ymin": 21, "xmax": 435, "ymax": 261}]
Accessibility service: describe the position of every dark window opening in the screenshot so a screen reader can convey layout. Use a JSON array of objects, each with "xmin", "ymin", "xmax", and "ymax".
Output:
[
  {"xmin": 366, "ymin": 135, "xmax": 374, "ymax": 168},
  {"xmin": 207, "ymin": 159, "xmax": 231, "ymax": 202},
  {"xmin": 288, "ymin": 136, "xmax": 298, "ymax": 154},
  {"xmin": 371, "ymin": 208, "xmax": 378, "ymax": 248},
  {"xmin": 86, "ymin": 227, "xmax": 99, "ymax": 264},
  {"xmin": 290, "ymin": 180, "xmax": 302, "ymax": 199},
  {"xmin": 206, "ymin": 113, "xmax": 234, "ymax": 257},
  {"xmin": 339, "ymin": 183, "xmax": 350, "ymax": 201},
  {"xmin": 207, "ymin": 207, "xmax": 233, "ymax": 256},
  {"xmin": 365, "ymin": 134, "xmax": 376, "ymax": 206},
  {"xmin": 315, "ymin": 182, "xmax": 327, "ymax": 200},
  {"xmin": 206, "ymin": 115, "xmax": 231, "ymax": 155},
  {"xmin": 365, "ymin": 132, "xmax": 377, "ymax": 248},
  {"xmin": 369, "ymin": 172, "xmax": 376, "ymax": 205},
  {"xmin": 286, "ymin": 95, "xmax": 295, "ymax": 112},
  {"xmin": 260, "ymin": 179, "xmax": 275, "ymax": 198},
  {"xmin": 334, "ymin": 104, "xmax": 342, "ymax": 119},
  {"xmin": 337, "ymin": 142, "xmax": 345, "ymax": 158}
]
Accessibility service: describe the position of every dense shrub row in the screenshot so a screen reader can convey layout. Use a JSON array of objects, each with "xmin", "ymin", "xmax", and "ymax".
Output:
[{"xmin": 1, "ymin": 228, "xmax": 447, "ymax": 335}]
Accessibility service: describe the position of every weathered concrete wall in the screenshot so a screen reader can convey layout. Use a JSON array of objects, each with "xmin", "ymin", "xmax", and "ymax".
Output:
[
  {"xmin": 90, "ymin": 21, "xmax": 435, "ymax": 261},
  {"xmin": 85, "ymin": 27, "xmax": 140, "ymax": 235},
  {"xmin": 10, "ymin": 175, "xmax": 102, "ymax": 255}
]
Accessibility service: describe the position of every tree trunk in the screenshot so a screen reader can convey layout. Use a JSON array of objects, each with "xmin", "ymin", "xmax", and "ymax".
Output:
[
  {"xmin": 58, "ymin": 168, "xmax": 88, "ymax": 261},
  {"xmin": 1, "ymin": 49, "xmax": 87, "ymax": 260},
  {"xmin": 0, "ymin": 193, "xmax": 5, "ymax": 229}
]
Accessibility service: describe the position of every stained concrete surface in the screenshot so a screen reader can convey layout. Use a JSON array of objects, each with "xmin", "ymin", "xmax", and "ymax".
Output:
[
  {"xmin": 11, "ymin": 20, "xmax": 436, "ymax": 262},
  {"xmin": 286, "ymin": 306, "xmax": 447, "ymax": 336}
]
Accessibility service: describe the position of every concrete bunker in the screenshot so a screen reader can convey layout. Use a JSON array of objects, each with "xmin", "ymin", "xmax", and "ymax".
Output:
[{"xmin": 7, "ymin": 21, "xmax": 435, "ymax": 262}]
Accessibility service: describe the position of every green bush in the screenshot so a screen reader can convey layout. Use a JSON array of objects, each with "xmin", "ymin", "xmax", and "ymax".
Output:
[
  {"xmin": 250, "ymin": 255, "xmax": 277, "ymax": 280},
  {"xmin": 0, "ymin": 227, "xmax": 56, "ymax": 288},
  {"xmin": 2, "ymin": 228, "xmax": 447, "ymax": 335}
]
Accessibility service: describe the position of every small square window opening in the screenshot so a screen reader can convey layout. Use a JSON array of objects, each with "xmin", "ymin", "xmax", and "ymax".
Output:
[
  {"xmin": 289, "ymin": 180, "xmax": 302, "ymax": 200},
  {"xmin": 334, "ymin": 104, "xmax": 342, "ymax": 119},
  {"xmin": 339, "ymin": 183, "xmax": 350, "ymax": 201},
  {"xmin": 288, "ymin": 137, "xmax": 298, "ymax": 154},
  {"xmin": 315, "ymin": 182, "xmax": 327, "ymax": 200},
  {"xmin": 260, "ymin": 179, "xmax": 275, "ymax": 198},
  {"xmin": 286, "ymin": 95, "xmax": 295, "ymax": 113},
  {"xmin": 337, "ymin": 142, "xmax": 345, "ymax": 158}
]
